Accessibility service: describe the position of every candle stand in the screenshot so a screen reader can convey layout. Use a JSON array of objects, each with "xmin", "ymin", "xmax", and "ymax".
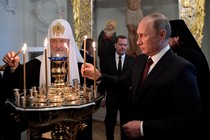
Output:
[{"xmin": 5, "ymin": 57, "xmax": 103, "ymax": 140}]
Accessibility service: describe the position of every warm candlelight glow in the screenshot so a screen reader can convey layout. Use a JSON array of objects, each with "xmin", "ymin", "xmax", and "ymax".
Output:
[
  {"xmin": 44, "ymin": 38, "xmax": 48, "ymax": 95},
  {"xmin": 92, "ymin": 41, "xmax": 96, "ymax": 91},
  {"xmin": 64, "ymin": 43, "xmax": 70, "ymax": 84},
  {"xmin": 23, "ymin": 43, "xmax": 27, "ymax": 97},
  {"xmin": 22, "ymin": 43, "xmax": 27, "ymax": 52},
  {"xmin": 44, "ymin": 38, "xmax": 48, "ymax": 47}
]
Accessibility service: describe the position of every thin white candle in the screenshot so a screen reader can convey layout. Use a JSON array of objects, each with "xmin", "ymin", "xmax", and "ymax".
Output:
[
  {"xmin": 44, "ymin": 38, "xmax": 48, "ymax": 95},
  {"xmin": 92, "ymin": 41, "xmax": 96, "ymax": 91},
  {"xmin": 22, "ymin": 43, "xmax": 27, "ymax": 97},
  {"xmin": 64, "ymin": 43, "xmax": 70, "ymax": 84},
  {"xmin": 83, "ymin": 35, "xmax": 87, "ymax": 89},
  {"xmin": 83, "ymin": 35, "xmax": 87, "ymax": 65}
]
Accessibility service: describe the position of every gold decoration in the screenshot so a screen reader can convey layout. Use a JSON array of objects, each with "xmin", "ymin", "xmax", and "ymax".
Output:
[
  {"xmin": 179, "ymin": 0, "xmax": 205, "ymax": 47},
  {"xmin": 71, "ymin": 0, "xmax": 94, "ymax": 48},
  {"xmin": 52, "ymin": 22, "xmax": 65, "ymax": 37}
]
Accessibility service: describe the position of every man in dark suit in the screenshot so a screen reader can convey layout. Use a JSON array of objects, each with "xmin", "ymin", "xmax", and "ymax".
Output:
[
  {"xmin": 169, "ymin": 19, "xmax": 210, "ymax": 140},
  {"xmin": 101, "ymin": 35, "xmax": 135, "ymax": 140},
  {"xmin": 81, "ymin": 13, "xmax": 201, "ymax": 140}
]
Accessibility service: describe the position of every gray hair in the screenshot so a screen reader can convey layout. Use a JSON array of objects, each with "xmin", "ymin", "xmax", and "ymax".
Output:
[{"xmin": 147, "ymin": 13, "xmax": 171, "ymax": 39}]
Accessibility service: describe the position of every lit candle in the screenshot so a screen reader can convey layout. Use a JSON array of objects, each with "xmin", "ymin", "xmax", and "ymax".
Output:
[
  {"xmin": 1, "ymin": 46, "xmax": 24, "ymax": 71},
  {"xmin": 64, "ymin": 43, "xmax": 70, "ymax": 84},
  {"xmin": 22, "ymin": 43, "xmax": 27, "ymax": 97},
  {"xmin": 44, "ymin": 38, "xmax": 48, "ymax": 95},
  {"xmin": 83, "ymin": 35, "xmax": 87, "ymax": 65},
  {"xmin": 83, "ymin": 35, "xmax": 87, "ymax": 88},
  {"xmin": 15, "ymin": 47, "xmax": 24, "ymax": 57},
  {"xmin": 92, "ymin": 41, "xmax": 96, "ymax": 91}
]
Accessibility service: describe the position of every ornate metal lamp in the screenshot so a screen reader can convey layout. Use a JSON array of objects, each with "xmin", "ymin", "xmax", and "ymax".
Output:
[{"xmin": 6, "ymin": 55, "xmax": 103, "ymax": 140}]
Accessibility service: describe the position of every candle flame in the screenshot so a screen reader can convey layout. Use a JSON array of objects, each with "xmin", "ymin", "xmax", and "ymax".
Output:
[
  {"xmin": 56, "ymin": 54, "xmax": 59, "ymax": 57},
  {"xmin": 92, "ymin": 41, "xmax": 96, "ymax": 49},
  {"xmin": 84, "ymin": 35, "xmax": 87, "ymax": 40},
  {"xmin": 44, "ymin": 38, "xmax": 48, "ymax": 48},
  {"xmin": 22, "ymin": 43, "xmax": 27, "ymax": 52},
  {"xmin": 92, "ymin": 42, "xmax": 95, "ymax": 48}
]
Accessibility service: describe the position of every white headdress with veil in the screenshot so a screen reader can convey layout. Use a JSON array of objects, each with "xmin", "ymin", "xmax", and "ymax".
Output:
[{"xmin": 37, "ymin": 18, "xmax": 83, "ymax": 87}]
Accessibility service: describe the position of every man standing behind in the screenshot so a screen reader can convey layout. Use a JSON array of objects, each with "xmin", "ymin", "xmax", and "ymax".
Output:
[
  {"xmin": 126, "ymin": 0, "xmax": 143, "ymax": 57},
  {"xmin": 101, "ymin": 35, "xmax": 135, "ymax": 140}
]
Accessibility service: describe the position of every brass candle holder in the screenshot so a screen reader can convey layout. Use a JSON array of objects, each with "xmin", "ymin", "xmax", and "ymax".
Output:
[
  {"xmin": 49, "ymin": 57, "xmax": 68, "ymax": 88},
  {"xmin": 6, "ymin": 55, "xmax": 104, "ymax": 140}
]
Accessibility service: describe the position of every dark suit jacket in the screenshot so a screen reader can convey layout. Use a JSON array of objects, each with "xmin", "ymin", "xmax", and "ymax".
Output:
[
  {"xmin": 101, "ymin": 54, "xmax": 135, "ymax": 122},
  {"xmin": 173, "ymin": 46, "xmax": 210, "ymax": 139},
  {"xmin": 99, "ymin": 49, "xmax": 201, "ymax": 139},
  {"xmin": 101, "ymin": 54, "xmax": 135, "ymax": 75}
]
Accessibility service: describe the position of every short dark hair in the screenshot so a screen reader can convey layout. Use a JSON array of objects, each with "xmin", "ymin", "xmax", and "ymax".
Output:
[{"xmin": 115, "ymin": 35, "xmax": 127, "ymax": 43}]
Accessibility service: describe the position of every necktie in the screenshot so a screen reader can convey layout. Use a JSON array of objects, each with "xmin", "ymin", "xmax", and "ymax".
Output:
[
  {"xmin": 141, "ymin": 58, "xmax": 153, "ymax": 84},
  {"xmin": 117, "ymin": 55, "xmax": 122, "ymax": 75}
]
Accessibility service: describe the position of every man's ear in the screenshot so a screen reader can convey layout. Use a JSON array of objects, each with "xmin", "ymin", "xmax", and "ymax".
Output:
[{"xmin": 160, "ymin": 30, "xmax": 166, "ymax": 41}]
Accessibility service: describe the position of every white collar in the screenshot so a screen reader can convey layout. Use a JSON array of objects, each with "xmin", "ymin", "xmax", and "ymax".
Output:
[{"xmin": 150, "ymin": 45, "xmax": 170, "ymax": 65}]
